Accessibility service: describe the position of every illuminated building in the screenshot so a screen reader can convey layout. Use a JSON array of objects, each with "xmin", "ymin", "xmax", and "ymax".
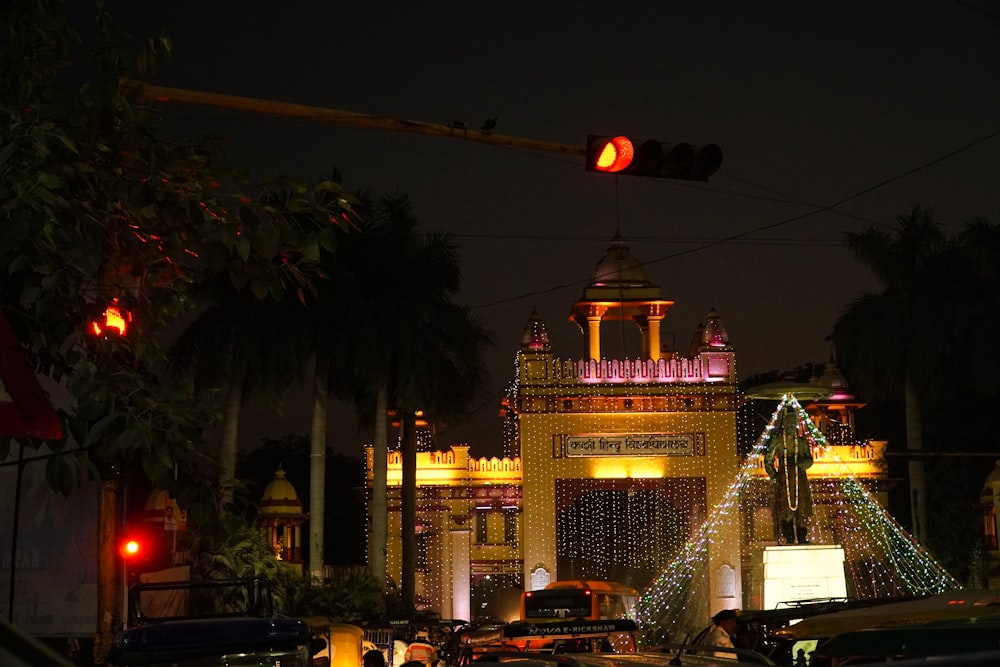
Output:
[
  {"xmin": 258, "ymin": 468, "xmax": 307, "ymax": 571},
  {"xmin": 370, "ymin": 236, "xmax": 739, "ymax": 621},
  {"xmin": 366, "ymin": 237, "xmax": 943, "ymax": 628}
]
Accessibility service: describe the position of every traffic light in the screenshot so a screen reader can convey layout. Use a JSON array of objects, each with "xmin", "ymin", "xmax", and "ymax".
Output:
[
  {"xmin": 89, "ymin": 298, "xmax": 131, "ymax": 337},
  {"xmin": 119, "ymin": 534, "xmax": 146, "ymax": 562},
  {"xmin": 585, "ymin": 135, "xmax": 634, "ymax": 173},
  {"xmin": 586, "ymin": 135, "xmax": 723, "ymax": 181},
  {"xmin": 121, "ymin": 538, "xmax": 141, "ymax": 558},
  {"xmin": 118, "ymin": 527, "xmax": 169, "ymax": 573}
]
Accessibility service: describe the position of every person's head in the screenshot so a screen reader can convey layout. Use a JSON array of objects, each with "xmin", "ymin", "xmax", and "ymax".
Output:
[
  {"xmin": 712, "ymin": 608, "xmax": 740, "ymax": 634},
  {"xmin": 363, "ymin": 649, "xmax": 387, "ymax": 667},
  {"xmin": 415, "ymin": 629, "xmax": 430, "ymax": 641}
]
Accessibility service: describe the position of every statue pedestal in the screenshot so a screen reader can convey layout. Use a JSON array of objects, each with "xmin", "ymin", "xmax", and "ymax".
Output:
[{"xmin": 751, "ymin": 545, "xmax": 847, "ymax": 609}]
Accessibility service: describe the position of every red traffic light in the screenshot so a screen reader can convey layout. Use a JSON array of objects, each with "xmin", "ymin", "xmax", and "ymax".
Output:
[
  {"xmin": 90, "ymin": 299, "xmax": 131, "ymax": 337},
  {"xmin": 586, "ymin": 135, "xmax": 634, "ymax": 173},
  {"xmin": 117, "ymin": 523, "xmax": 172, "ymax": 573},
  {"xmin": 585, "ymin": 135, "xmax": 723, "ymax": 181},
  {"xmin": 119, "ymin": 537, "xmax": 142, "ymax": 560}
]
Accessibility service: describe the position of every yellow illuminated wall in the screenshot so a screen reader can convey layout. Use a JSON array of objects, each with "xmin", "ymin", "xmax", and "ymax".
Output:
[
  {"xmin": 512, "ymin": 339, "xmax": 743, "ymax": 617},
  {"xmin": 367, "ymin": 445, "xmax": 523, "ymax": 619}
]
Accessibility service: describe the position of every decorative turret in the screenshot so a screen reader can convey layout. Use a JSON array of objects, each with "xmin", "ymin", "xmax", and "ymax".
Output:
[
  {"xmin": 520, "ymin": 309, "xmax": 550, "ymax": 351},
  {"xmin": 699, "ymin": 308, "xmax": 732, "ymax": 351},
  {"xmin": 804, "ymin": 361, "xmax": 867, "ymax": 445},
  {"xmin": 690, "ymin": 308, "xmax": 735, "ymax": 381}
]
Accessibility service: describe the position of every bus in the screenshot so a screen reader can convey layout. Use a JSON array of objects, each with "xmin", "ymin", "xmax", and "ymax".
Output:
[{"xmin": 519, "ymin": 580, "xmax": 639, "ymax": 622}]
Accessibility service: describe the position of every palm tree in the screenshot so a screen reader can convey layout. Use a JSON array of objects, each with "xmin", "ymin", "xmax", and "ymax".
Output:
[
  {"xmin": 831, "ymin": 206, "xmax": 956, "ymax": 545},
  {"xmin": 953, "ymin": 218, "xmax": 1000, "ymax": 397},
  {"xmin": 345, "ymin": 193, "xmax": 493, "ymax": 609},
  {"xmin": 172, "ymin": 278, "xmax": 309, "ymax": 511},
  {"xmin": 172, "ymin": 177, "xmax": 351, "ymax": 516},
  {"xmin": 302, "ymin": 224, "xmax": 362, "ymax": 580}
]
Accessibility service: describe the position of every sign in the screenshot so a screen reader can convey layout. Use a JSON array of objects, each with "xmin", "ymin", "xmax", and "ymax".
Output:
[
  {"xmin": 504, "ymin": 619, "xmax": 637, "ymax": 638},
  {"xmin": 564, "ymin": 433, "xmax": 696, "ymax": 457},
  {"xmin": 0, "ymin": 455, "xmax": 98, "ymax": 635}
]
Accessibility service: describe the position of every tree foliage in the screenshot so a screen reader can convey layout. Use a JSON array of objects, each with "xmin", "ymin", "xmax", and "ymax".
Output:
[
  {"xmin": 832, "ymin": 206, "xmax": 1000, "ymax": 579},
  {"xmin": 0, "ymin": 0, "xmax": 354, "ymax": 520}
]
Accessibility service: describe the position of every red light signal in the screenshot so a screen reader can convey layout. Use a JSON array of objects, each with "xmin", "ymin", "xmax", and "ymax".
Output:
[
  {"xmin": 119, "ymin": 537, "xmax": 143, "ymax": 560},
  {"xmin": 585, "ymin": 135, "xmax": 634, "ymax": 173},
  {"xmin": 89, "ymin": 299, "xmax": 131, "ymax": 337},
  {"xmin": 585, "ymin": 135, "xmax": 723, "ymax": 181},
  {"xmin": 117, "ymin": 525, "xmax": 171, "ymax": 573}
]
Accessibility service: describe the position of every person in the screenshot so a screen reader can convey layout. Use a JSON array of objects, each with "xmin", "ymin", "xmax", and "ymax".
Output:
[
  {"xmin": 699, "ymin": 608, "xmax": 740, "ymax": 658},
  {"xmin": 764, "ymin": 408, "xmax": 814, "ymax": 544},
  {"xmin": 405, "ymin": 629, "xmax": 438, "ymax": 667},
  {"xmin": 363, "ymin": 649, "xmax": 387, "ymax": 667},
  {"xmin": 392, "ymin": 639, "xmax": 409, "ymax": 667}
]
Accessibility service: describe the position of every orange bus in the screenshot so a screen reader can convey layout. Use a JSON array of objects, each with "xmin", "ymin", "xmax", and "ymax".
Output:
[{"xmin": 519, "ymin": 580, "xmax": 639, "ymax": 622}]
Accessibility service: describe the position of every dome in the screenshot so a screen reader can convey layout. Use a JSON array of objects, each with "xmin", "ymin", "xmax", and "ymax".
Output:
[
  {"xmin": 260, "ymin": 468, "xmax": 305, "ymax": 516},
  {"xmin": 817, "ymin": 361, "xmax": 856, "ymax": 401},
  {"xmin": 520, "ymin": 309, "xmax": 550, "ymax": 351},
  {"xmin": 590, "ymin": 235, "xmax": 652, "ymax": 287}
]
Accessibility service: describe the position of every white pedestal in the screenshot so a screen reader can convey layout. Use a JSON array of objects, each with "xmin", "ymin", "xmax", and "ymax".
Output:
[{"xmin": 753, "ymin": 545, "xmax": 847, "ymax": 609}]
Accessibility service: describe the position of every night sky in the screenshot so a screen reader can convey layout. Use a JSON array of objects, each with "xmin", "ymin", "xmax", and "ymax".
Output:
[{"xmin": 108, "ymin": 1, "xmax": 999, "ymax": 456}]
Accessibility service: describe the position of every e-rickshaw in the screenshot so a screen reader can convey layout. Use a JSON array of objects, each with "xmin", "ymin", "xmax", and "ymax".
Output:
[{"xmin": 303, "ymin": 618, "xmax": 366, "ymax": 667}]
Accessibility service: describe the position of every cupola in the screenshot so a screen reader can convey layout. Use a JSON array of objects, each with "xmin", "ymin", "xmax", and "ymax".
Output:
[{"xmin": 258, "ymin": 468, "xmax": 307, "ymax": 566}]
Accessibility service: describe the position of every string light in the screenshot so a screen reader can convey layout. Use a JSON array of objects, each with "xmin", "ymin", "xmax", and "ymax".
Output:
[{"xmin": 636, "ymin": 395, "xmax": 958, "ymax": 642}]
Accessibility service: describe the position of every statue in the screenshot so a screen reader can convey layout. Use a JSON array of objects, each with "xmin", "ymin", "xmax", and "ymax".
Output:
[{"xmin": 764, "ymin": 409, "xmax": 814, "ymax": 544}]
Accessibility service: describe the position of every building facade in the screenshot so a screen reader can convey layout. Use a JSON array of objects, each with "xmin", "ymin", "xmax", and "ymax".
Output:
[{"xmin": 368, "ymin": 237, "xmax": 892, "ymax": 622}]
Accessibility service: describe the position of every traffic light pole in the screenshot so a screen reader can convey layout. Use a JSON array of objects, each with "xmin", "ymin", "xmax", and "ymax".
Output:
[{"xmin": 134, "ymin": 83, "xmax": 586, "ymax": 158}]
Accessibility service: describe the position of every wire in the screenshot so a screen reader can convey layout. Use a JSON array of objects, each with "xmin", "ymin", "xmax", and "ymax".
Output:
[
  {"xmin": 450, "ymin": 232, "xmax": 844, "ymax": 246},
  {"xmin": 954, "ymin": 0, "xmax": 1000, "ymax": 22},
  {"xmin": 475, "ymin": 128, "xmax": 1000, "ymax": 310}
]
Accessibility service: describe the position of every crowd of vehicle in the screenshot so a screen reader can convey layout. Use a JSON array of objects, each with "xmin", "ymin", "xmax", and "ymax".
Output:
[{"xmin": 8, "ymin": 580, "xmax": 1000, "ymax": 666}]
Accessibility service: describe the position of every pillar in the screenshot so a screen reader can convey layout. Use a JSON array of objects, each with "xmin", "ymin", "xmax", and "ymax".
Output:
[
  {"xmin": 647, "ymin": 316, "xmax": 663, "ymax": 361},
  {"xmin": 450, "ymin": 528, "xmax": 471, "ymax": 622},
  {"xmin": 587, "ymin": 317, "xmax": 601, "ymax": 361}
]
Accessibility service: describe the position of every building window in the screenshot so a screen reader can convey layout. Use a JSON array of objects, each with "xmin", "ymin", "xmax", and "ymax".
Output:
[{"xmin": 504, "ymin": 509, "xmax": 518, "ymax": 543}]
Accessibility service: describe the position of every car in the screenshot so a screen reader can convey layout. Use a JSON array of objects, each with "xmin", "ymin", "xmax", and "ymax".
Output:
[{"xmin": 106, "ymin": 616, "xmax": 324, "ymax": 667}]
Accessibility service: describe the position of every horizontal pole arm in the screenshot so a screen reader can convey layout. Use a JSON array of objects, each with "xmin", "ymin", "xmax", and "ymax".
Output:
[{"xmin": 132, "ymin": 82, "xmax": 586, "ymax": 157}]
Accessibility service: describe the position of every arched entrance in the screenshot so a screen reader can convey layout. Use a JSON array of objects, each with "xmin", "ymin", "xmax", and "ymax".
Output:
[{"xmin": 555, "ymin": 478, "xmax": 706, "ymax": 589}]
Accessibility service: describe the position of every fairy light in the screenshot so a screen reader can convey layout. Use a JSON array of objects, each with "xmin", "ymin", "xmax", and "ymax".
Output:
[
  {"xmin": 378, "ymin": 362, "xmax": 955, "ymax": 638},
  {"xmin": 636, "ymin": 394, "xmax": 959, "ymax": 643}
]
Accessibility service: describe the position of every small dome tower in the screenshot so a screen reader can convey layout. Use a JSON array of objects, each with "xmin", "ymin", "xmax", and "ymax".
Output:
[{"xmin": 258, "ymin": 468, "xmax": 307, "ymax": 567}]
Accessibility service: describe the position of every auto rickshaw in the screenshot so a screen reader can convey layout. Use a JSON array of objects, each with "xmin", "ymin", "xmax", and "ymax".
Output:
[{"xmin": 303, "ymin": 617, "xmax": 366, "ymax": 667}]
